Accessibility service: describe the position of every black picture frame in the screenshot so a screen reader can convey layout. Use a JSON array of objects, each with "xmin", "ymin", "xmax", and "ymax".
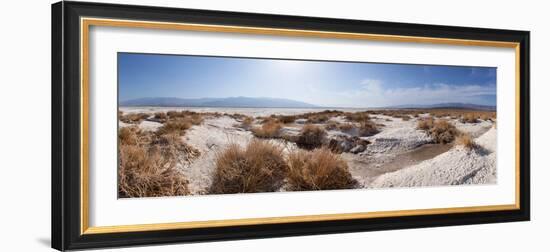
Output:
[{"xmin": 52, "ymin": 1, "xmax": 530, "ymax": 251}]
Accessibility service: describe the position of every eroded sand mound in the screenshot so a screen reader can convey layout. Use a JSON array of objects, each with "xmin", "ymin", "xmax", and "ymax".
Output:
[
  {"xmin": 364, "ymin": 115, "xmax": 432, "ymax": 155},
  {"xmin": 370, "ymin": 127, "xmax": 496, "ymax": 188}
]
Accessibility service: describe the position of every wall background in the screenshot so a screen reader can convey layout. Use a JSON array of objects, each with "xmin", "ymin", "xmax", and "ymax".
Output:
[{"xmin": 0, "ymin": 0, "xmax": 546, "ymax": 251}]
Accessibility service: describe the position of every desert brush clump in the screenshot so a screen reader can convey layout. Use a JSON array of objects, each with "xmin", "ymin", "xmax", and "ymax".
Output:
[
  {"xmin": 418, "ymin": 118, "xmax": 459, "ymax": 144},
  {"xmin": 209, "ymin": 140, "xmax": 288, "ymax": 194},
  {"xmin": 398, "ymin": 115, "xmax": 411, "ymax": 121},
  {"xmin": 461, "ymin": 113, "xmax": 479, "ymax": 124},
  {"xmin": 429, "ymin": 120, "xmax": 459, "ymax": 144},
  {"xmin": 324, "ymin": 120, "xmax": 340, "ymax": 131},
  {"xmin": 118, "ymin": 126, "xmax": 144, "ymax": 145},
  {"xmin": 286, "ymin": 148, "xmax": 358, "ymax": 190},
  {"xmin": 417, "ymin": 117, "xmax": 435, "ymax": 130},
  {"xmin": 157, "ymin": 119, "xmax": 192, "ymax": 136},
  {"xmin": 296, "ymin": 124, "xmax": 327, "ymax": 149},
  {"xmin": 306, "ymin": 114, "xmax": 330, "ymax": 123},
  {"xmin": 118, "ymin": 127, "xmax": 199, "ymax": 198},
  {"xmin": 480, "ymin": 113, "xmax": 491, "ymax": 121},
  {"xmin": 166, "ymin": 111, "xmax": 204, "ymax": 124},
  {"xmin": 338, "ymin": 123, "xmax": 355, "ymax": 133},
  {"xmin": 237, "ymin": 116, "xmax": 254, "ymax": 130},
  {"xmin": 251, "ymin": 119, "xmax": 283, "ymax": 138},
  {"xmin": 345, "ymin": 111, "xmax": 371, "ymax": 122},
  {"xmin": 276, "ymin": 115, "xmax": 297, "ymax": 124},
  {"xmin": 358, "ymin": 120, "xmax": 380, "ymax": 136},
  {"xmin": 120, "ymin": 112, "xmax": 150, "ymax": 124},
  {"xmin": 455, "ymin": 133, "xmax": 478, "ymax": 150},
  {"xmin": 152, "ymin": 112, "xmax": 168, "ymax": 123},
  {"xmin": 118, "ymin": 144, "xmax": 190, "ymax": 198}
]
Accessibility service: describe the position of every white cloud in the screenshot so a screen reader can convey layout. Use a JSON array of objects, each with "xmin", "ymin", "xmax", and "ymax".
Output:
[{"xmin": 334, "ymin": 79, "xmax": 495, "ymax": 108}]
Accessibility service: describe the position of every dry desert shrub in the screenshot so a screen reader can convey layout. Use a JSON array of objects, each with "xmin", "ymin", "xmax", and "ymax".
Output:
[
  {"xmin": 167, "ymin": 110, "xmax": 195, "ymax": 118},
  {"xmin": 286, "ymin": 148, "xmax": 358, "ymax": 190},
  {"xmin": 345, "ymin": 111, "xmax": 371, "ymax": 122},
  {"xmin": 324, "ymin": 120, "xmax": 340, "ymax": 130},
  {"xmin": 157, "ymin": 119, "xmax": 192, "ymax": 136},
  {"xmin": 429, "ymin": 120, "xmax": 459, "ymax": 144},
  {"xmin": 118, "ymin": 144, "xmax": 190, "ymax": 198},
  {"xmin": 153, "ymin": 112, "xmax": 168, "ymax": 123},
  {"xmin": 209, "ymin": 140, "xmax": 288, "ymax": 194},
  {"xmin": 277, "ymin": 115, "xmax": 297, "ymax": 124},
  {"xmin": 118, "ymin": 126, "xmax": 143, "ymax": 145},
  {"xmin": 238, "ymin": 116, "xmax": 254, "ymax": 130},
  {"xmin": 455, "ymin": 133, "xmax": 478, "ymax": 150},
  {"xmin": 151, "ymin": 133, "xmax": 200, "ymax": 161},
  {"xmin": 338, "ymin": 123, "xmax": 355, "ymax": 132},
  {"xmin": 480, "ymin": 113, "xmax": 492, "ymax": 121},
  {"xmin": 252, "ymin": 119, "xmax": 283, "ymax": 138},
  {"xmin": 417, "ymin": 117, "xmax": 435, "ymax": 130},
  {"xmin": 296, "ymin": 124, "xmax": 327, "ymax": 149},
  {"xmin": 461, "ymin": 113, "xmax": 479, "ymax": 123},
  {"xmin": 307, "ymin": 114, "xmax": 330, "ymax": 123},
  {"xmin": 399, "ymin": 115, "xmax": 411, "ymax": 121},
  {"xmin": 417, "ymin": 118, "xmax": 459, "ymax": 143},
  {"xmin": 120, "ymin": 112, "xmax": 150, "ymax": 124},
  {"xmin": 188, "ymin": 114, "xmax": 204, "ymax": 125},
  {"xmin": 118, "ymin": 128, "xmax": 196, "ymax": 198},
  {"xmin": 358, "ymin": 120, "xmax": 380, "ymax": 136}
]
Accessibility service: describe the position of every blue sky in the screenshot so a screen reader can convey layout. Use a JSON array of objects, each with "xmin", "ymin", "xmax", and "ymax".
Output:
[{"xmin": 119, "ymin": 53, "xmax": 496, "ymax": 108}]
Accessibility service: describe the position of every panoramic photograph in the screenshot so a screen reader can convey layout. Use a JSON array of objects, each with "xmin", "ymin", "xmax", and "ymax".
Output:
[{"xmin": 117, "ymin": 52, "xmax": 497, "ymax": 198}]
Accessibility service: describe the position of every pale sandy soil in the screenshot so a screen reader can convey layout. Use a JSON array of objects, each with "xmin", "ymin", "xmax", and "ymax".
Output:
[{"xmin": 370, "ymin": 127, "xmax": 496, "ymax": 188}]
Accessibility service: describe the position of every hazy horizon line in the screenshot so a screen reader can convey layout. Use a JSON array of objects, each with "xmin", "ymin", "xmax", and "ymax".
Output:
[{"xmin": 120, "ymin": 96, "xmax": 496, "ymax": 108}]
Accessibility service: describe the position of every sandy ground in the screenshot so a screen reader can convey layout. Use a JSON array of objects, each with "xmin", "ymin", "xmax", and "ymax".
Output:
[
  {"xmin": 119, "ymin": 107, "xmax": 497, "ymax": 193},
  {"xmin": 370, "ymin": 127, "xmax": 496, "ymax": 188}
]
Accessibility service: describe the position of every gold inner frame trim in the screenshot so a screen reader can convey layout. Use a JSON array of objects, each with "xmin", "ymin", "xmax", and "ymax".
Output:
[{"xmin": 80, "ymin": 17, "xmax": 522, "ymax": 235}]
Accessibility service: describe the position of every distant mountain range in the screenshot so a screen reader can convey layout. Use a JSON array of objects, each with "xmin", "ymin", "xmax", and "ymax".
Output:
[
  {"xmin": 387, "ymin": 103, "xmax": 496, "ymax": 111},
  {"xmin": 120, "ymin": 97, "xmax": 319, "ymax": 108},
  {"xmin": 120, "ymin": 97, "xmax": 495, "ymax": 111}
]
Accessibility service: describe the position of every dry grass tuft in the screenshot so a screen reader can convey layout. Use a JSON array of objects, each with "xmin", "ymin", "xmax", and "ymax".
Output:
[
  {"xmin": 153, "ymin": 112, "xmax": 168, "ymax": 123},
  {"xmin": 252, "ymin": 120, "xmax": 283, "ymax": 138},
  {"xmin": 307, "ymin": 114, "xmax": 330, "ymax": 123},
  {"xmin": 324, "ymin": 120, "xmax": 340, "ymax": 130},
  {"xmin": 429, "ymin": 120, "xmax": 459, "ymax": 144},
  {"xmin": 157, "ymin": 119, "xmax": 192, "ymax": 136},
  {"xmin": 120, "ymin": 112, "xmax": 150, "ymax": 124},
  {"xmin": 296, "ymin": 124, "xmax": 327, "ymax": 149},
  {"xmin": 118, "ymin": 144, "xmax": 190, "ymax": 198},
  {"xmin": 277, "ymin": 115, "xmax": 297, "ymax": 124},
  {"xmin": 358, "ymin": 121, "xmax": 380, "ymax": 136},
  {"xmin": 286, "ymin": 148, "xmax": 357, "ymax": 190},
  {"xmin": 118, "ymin": 126, "xmax": 142, "ymax": 145},
  {"xmin": 209, "ymin": 140, "xmax": 288, "ymax": 194},
  {"xmin": 455, "ymin": 133, "xmax": 478, "ymax": 150},
  {"xmin": 418, "ymin": 118, "xmax": 459, "ymax": 144},
  {"xmin": 238, "ymin": 116, "xmax": 254, "ymax": 130},
  {"xmin": 417, "ymin": 117, "xmax": 434, "ymax": 130},
  {"xmin": 461, "ymin": 113, "xmax": 479, "ymax": 124},
  {"xmin": 118, "ymin": 127, "xmax": 198, "ymax": 198},
  {"xmin": 338, "ymin": 123, "xmax": 355, "ymax": 132},
  {"xmin": 345, "ymin": 112, "xmax": 371, "ymax": 122}
]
